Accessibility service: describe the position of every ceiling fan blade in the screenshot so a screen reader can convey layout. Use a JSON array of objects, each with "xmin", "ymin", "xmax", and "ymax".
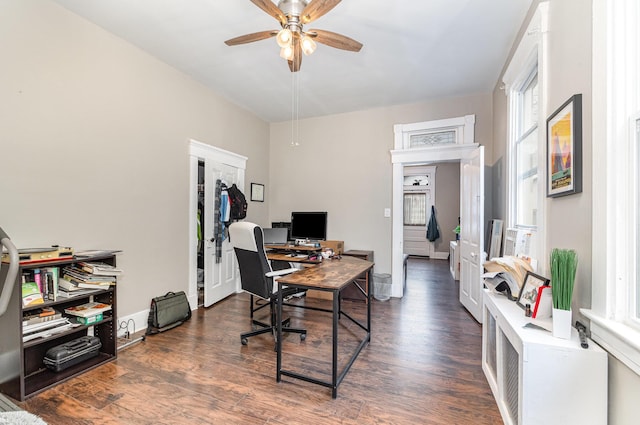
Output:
[
  {"xmin": 301, "ymin": 0, "xmax": 341, "ymax": 24},
  {"xmin": 250, "ymin": 0, "xmax": 287, "ymax": 25},
  {"xmin": 224, "ymin": 30, "xmax": 278, "ymax": 46},
  {"xmin": 307, "ymin": 29, "xmax": 362, "ymax": 52},
  {"xmin": 288, "ymin": 37, "xmax": 303, "ymax": 72}
]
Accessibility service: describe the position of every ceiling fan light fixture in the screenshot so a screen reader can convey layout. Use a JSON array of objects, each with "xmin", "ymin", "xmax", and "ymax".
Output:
[
  {"xmin": 280, "ymin": 45, "xmax": 295, "ymax": 60},
  {"xmin": 300, "ymin": 35, "xmax": 316, "ymax": 56},
  {"xmin": 276, "ymin": 28, "xmax": 293, "ymax": 48}
]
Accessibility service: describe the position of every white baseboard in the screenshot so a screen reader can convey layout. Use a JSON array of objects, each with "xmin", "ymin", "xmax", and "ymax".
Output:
[
  {"xmin": 115, "ymin": 310, "xmax": 150, "ymax": 338},
  {"xmin": 431, "ymin": 251, "xmax": 449, "ymax": 260},
  {"xmin": 117, "ymin": 298, "xmax": 199, "ymax": 338}
]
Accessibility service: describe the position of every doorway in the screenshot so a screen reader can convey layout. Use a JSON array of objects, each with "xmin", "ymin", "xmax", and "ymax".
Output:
[
  {"xmin": 390, "ymin": 115, "xmax": 484, "ymax": 323},
  {"xmin": 403, "ymin": 166, "xmax": 436, "ymax": 257},
  {"xmin": 188, "ymin": 140, "xmax": 247, "ymax": 309}
]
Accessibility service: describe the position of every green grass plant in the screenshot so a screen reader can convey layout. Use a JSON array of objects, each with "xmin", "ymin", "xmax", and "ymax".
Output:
[{"xmin": 550, "ymin": 248, "xmax": 578, "ymax": 310}]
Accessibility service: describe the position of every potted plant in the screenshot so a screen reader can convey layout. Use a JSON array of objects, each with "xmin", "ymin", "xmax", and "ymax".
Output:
[{"xmin": 550, "ymin": 248, "xmax": 577, "ymax": 339}]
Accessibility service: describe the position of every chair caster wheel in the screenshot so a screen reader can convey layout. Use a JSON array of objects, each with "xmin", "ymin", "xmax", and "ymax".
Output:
[
  {"xmin": 300, "ymin": 333, "xmax": 306, "ymax": 341},
  {"xmin": 241, "ymin": 338, "xmax": 248, "ymax": 346}
]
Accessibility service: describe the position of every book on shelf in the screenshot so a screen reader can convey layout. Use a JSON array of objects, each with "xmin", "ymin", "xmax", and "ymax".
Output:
[
  {"xmin": 57, "ymin": 282, "xmax": 102, "ymax": 298},
  {"xmin": 58, "ymin": 277, "xmax": 107, "ymax": 291},
  {"xmin": 62, "ymin": 276, "xmax": 113, "ymax": 289},
  {"xmin": 73, "ymin": 249, "xmax": 121, "ymax": 259},
  {"xmin": 76, "ymin": 313, "xmax": 104, "ymax": 325},
  {"xmin": 22, "ymin": 308, "xmax": 62, "ymax": 326},
  {"xmin": 21, "ymin": 281, "xmax": 44, "ymax": 307},
  {"xmin": 22, "ymin": 318, "xmax": 75, "ymax": 342},
  {"xmin": 64, "ymin": 302, "xmax": 112, "ymax": 318},
  {"xmin": 41, "ymin": 267, "xmax": 59, "ymax": 302},
  {"xmin": 77, "ymin": 261, "xmax": 123, "ymax": 276},
  {"xmin": 62, "ymin": 266, "xmax": 116, "ymax": 284}
]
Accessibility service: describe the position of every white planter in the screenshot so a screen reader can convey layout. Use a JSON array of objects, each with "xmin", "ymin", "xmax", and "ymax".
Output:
[{"xmin": 552, "ymin": 308, "xmax": 572, "ymax": 339}]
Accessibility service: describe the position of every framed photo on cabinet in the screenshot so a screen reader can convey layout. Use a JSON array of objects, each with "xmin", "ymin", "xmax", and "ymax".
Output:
[{"xmin": 517, "ymin": 271, "xmax": 550, "ymax": 310}]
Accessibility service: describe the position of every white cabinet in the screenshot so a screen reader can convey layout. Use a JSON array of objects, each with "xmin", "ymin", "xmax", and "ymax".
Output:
[
  {"xmin": 482, "ymin": 290, "xmax": 607, "ymax": 425},
  {"xmin": 449, "ymin": 241, "xmax": 459, "ymax": 280}
]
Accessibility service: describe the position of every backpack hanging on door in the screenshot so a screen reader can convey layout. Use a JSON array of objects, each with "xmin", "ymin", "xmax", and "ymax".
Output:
[{"xmin": 226, "ymin": 184, "xmax": 247, "ymax": 220}]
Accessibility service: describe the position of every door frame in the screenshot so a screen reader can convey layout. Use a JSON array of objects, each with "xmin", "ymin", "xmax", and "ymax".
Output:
[
  {"xmin": 390, "ymin": 115, "xmax": 477, "ymax": 298},
  {"xmin": 188, "ymin": 139, "xmax": 247, "ymax": 309}
]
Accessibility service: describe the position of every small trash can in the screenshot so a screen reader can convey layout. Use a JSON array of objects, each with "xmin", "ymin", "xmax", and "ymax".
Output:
[{"xmin": 373, "ymin": 273, "xmax": 391, "ymax": 301}]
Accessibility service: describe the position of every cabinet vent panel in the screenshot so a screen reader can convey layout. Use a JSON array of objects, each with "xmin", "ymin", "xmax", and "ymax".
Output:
[
  {"xmin": 502, "ymin": 333, "xmax": 519, "ymax": 422},
  {"xmin": 486, "ymin": 314, "xmax": 497, "ymax": 377}
]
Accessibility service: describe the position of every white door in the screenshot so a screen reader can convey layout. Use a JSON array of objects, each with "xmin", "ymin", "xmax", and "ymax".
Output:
[
  {"xmin": 403, "ymin": 167, "xmax": 436, "ymax": 257},
  {"xmin": 203, "ymin": 160, "xmax": 242, "ymax": 307},
  {"xmin": 403, "ymin": 189, "xmax": 433, "ymax": 256},
  {"xmin": 189, "ymin": 140, "xmax": 246, "ymax": 310},
  {"xmin": 459, "ymin": 146, "xmax": 484, "ymax": 322}
]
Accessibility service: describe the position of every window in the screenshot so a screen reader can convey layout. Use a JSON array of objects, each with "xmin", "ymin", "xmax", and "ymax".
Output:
[
  {"xmin": 583, "ymin": 0, "xmax": 640, "ymax": 375},
  {"xmin": 636, "ymin": 116, "xmax": 640, "ymax": 320},
  {"xmin": 502, "ymin": 3, "xmax": 547, "ymax": 264},
  {"xmin": 403, "ymin": 193, "xmax": 426, "ymax": 226},
  {"xmin": 513, "ymin": 71, "xmax": 539, "ymax": 228}
]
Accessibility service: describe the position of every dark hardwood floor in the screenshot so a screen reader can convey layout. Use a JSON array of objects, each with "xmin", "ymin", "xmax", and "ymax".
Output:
[{"xmin": 17, "ymin": 258, "xmax": 502, "ymax": 424}]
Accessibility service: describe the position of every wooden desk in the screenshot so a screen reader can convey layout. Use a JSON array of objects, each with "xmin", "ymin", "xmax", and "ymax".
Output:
[
  {"xmin": 275, "ymin": 256, "xmax": 374, "ymax": 398},
  {"xmin": 265, "ymin": 244, "xmax": 322, "ymax": 265},
  {"xmin": 264, "ymin": 244, "xmax": 320, "ymax": 252},
  {"xmin": 266, "ymin": 252, "xmax": 321, "ymax": 264},
  {"xmin": 341, "ymin": 250, "xmax": 374, "ymax": 302}
]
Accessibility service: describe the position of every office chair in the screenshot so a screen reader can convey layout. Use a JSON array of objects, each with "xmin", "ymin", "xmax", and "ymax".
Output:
[{"xmin": 229, "ymin": 222, "xmax": 306, "ymax": 347}]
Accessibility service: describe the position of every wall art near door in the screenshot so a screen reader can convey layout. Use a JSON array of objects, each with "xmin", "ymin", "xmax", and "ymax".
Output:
[{"xmin": 547, "ymin": 94, "xmax": 582, "ymax": 197}]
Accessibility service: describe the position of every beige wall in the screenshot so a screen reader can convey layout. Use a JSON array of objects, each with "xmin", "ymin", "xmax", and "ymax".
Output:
[
  {"xmin": 434, "ymin": 163, "xmax": 460, "ymax": 254},
  {"xmin": 269, "ymin": 94, "xmax": 492, "ymax": 274},
  {"xmin": 491, "ymin": 1, "xmax": 640, "ymax": 423},
  {"xmin": 0, "ymin": 0, "xmax": 270, "ymax": 317}
]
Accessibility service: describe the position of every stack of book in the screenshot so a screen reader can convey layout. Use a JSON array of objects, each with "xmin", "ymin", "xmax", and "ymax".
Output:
[
  {"xmin": 60, "ymin": 262, "xmax": 120, "ymax": 296},
  {"xmin": 22, "ymin": 308, "xmax": 73, "ymax": 342},
  {"xmin": 64, "ymin": 301, "xmax": 112, "ymax": 325}
]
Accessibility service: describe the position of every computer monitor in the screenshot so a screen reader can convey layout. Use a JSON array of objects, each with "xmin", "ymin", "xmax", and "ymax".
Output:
[{"xmin": 290, "ymin": 212, "xmax": 327, "ymax": 241}]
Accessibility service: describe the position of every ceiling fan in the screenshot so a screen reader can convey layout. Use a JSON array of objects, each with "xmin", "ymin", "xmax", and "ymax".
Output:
[{"xmin": 225, "ymin": 0, "xmax": 363, "ymax": 72}]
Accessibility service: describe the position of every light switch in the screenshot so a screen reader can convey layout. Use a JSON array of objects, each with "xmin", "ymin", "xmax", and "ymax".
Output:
[{"xmin": 384, "ymin": 208, "xmax": 391, "ymax": 217}]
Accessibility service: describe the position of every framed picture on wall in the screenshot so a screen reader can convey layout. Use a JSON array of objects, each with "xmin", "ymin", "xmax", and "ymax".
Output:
[
  {"xmin": 546, "ymin": 94, "xmax": 583, "ymax": 197},
  {"xmin": 250, "ymin": 183, "xmax": 264, "ymax": 202}
]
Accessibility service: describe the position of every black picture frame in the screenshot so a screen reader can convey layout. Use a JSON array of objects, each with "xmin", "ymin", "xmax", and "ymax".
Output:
[
  {"xmin": 250, "ymin": 183, "xmax": 264, "ymax": 202},
  {"xmin": 547, "ymin": 94, "xmax": 583, "ymax": 197},
  {"xmin": 517, "ymin": 271, "xmax": 550, "ymax": 310}
]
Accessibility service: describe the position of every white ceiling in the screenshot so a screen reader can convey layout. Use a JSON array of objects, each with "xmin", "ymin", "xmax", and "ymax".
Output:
[{"xmin": 51, "ymin": 0, "xmax": 532, "ymax": 123}]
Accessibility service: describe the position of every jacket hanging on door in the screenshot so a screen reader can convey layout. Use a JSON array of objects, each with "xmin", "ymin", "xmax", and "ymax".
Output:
[{"xmin": 426, "ymin": 206, "xmax": 440, "ymax": 242}]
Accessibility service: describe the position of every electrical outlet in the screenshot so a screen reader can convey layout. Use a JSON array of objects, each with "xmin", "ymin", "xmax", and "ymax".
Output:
[{"xmin": 384, "ymin": 208, "xmax": 391, "ymax": 217}]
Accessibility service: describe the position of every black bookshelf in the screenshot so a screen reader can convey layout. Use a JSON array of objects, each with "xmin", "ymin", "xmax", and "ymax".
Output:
[{"xmin": 0, "ymin": 253, "xmax": 118, "ymax": 400}]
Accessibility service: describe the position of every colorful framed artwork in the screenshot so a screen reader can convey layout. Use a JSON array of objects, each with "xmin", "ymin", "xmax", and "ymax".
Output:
[{"xmin": 547, "ymin": 94, "xmax": 582, "ymax": 197}]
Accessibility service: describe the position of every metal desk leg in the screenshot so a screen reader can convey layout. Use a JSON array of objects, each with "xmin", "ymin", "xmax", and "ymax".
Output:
[
  {"xmin": 276, "ymin": 283, "xmax": 283, "ymax": 382},
  {"xmin": 367, "ymin": 269, "xmax": 372, "ymax": 335},
  {"xmin": 332, "ymin": 289, "xmax": 339, "ymax": 398}
]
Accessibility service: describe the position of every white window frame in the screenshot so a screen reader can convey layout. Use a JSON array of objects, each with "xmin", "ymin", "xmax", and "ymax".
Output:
[
  {"xmin": 582, "ymin": 0, "xmax": 640, "ymax": 375},
  {"xmin": 503, "ymin": 2, "xmax": 548, "ymax": 268}
]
